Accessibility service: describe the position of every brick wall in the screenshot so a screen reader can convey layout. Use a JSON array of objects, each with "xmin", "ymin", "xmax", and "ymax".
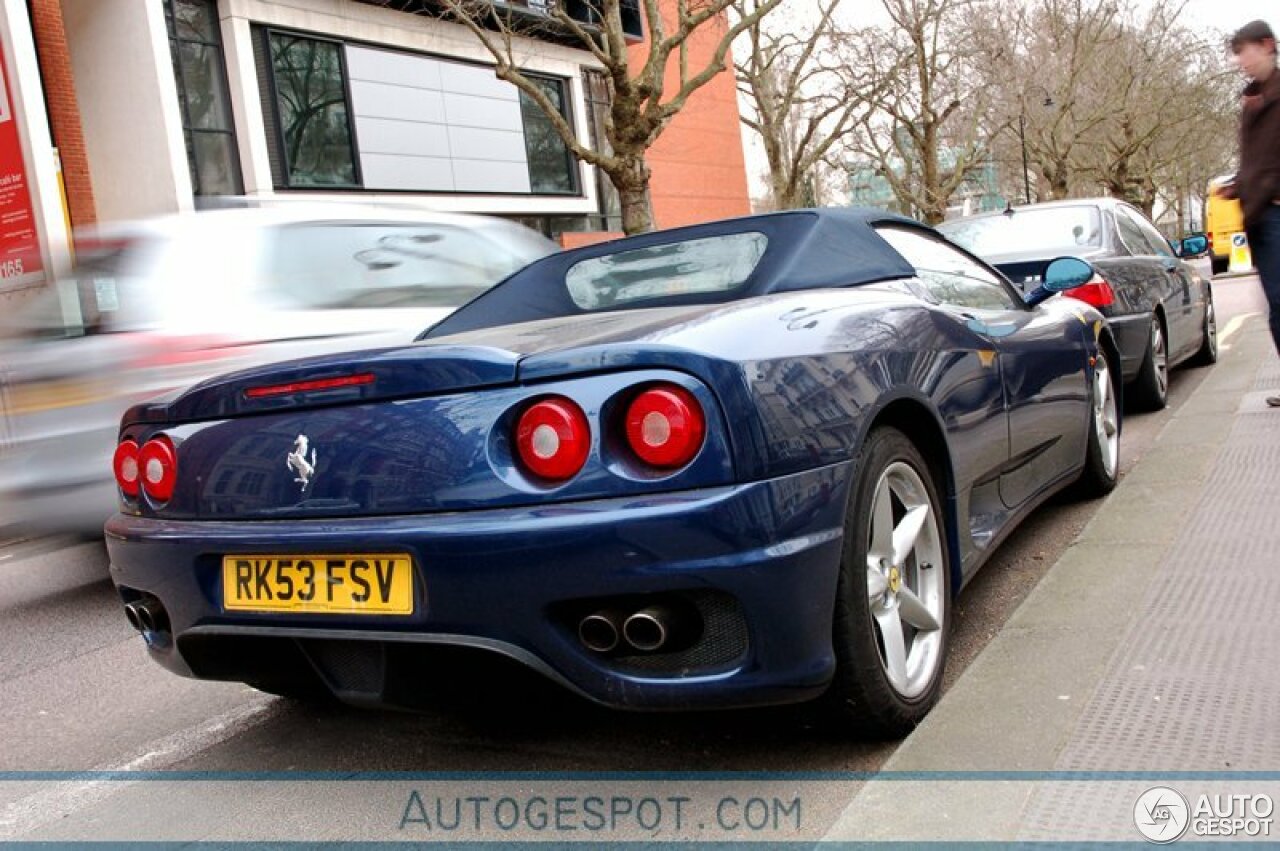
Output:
[
  {"xmin": 559, "ymin": 231, "xmax": 624, "ymax": 250},
  {"xmin": 628, "ymin": 3, "xmax": 751, "ymax": 231},
  {"xmin": 28, "ymin": 0, "xmax": 95, "ymax": 230}
]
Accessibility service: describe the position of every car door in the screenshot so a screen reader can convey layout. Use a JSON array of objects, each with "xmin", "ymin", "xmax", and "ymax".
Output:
[
  {"xmin": 1114, "ymin": 205, "xmax": 1196, "ymax": 359},
  {"xmin": 1123, "ymin": 205, "xmax": 1202, "ymax": 361},
  {"xmin": 876, "ymin": 226, "xmax": 1090, "ymax": 513}
]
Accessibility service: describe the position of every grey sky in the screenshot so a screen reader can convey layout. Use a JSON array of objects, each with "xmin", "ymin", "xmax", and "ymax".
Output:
[{"xmin": 1174, "ymin": 0, "xmax": 1273, "ymax": 34}]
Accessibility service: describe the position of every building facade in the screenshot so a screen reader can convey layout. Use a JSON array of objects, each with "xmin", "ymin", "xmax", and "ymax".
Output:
[{"xmin": 0, "ymin": 0, "xmax": 750, "ymax": 298}]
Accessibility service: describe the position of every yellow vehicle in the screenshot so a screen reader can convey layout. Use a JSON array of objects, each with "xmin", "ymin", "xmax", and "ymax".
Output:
[{"xmin": 1207, "ymin": 176, "xmax": 1245, "ymax": 275}]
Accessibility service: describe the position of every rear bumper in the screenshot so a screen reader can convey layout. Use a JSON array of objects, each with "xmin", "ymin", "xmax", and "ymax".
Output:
[{"xmin": 106, "ymin": 463, "xmax": 852, "ymax": 711}]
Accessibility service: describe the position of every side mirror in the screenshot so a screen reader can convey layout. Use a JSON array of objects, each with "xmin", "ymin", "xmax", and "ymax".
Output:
[
  {"xmin": 1179, "ymin": 233, "xmax": 1209, "ymax": 258},
  {"xmin": 1025, "ymin": 256, "xmax": 1094, "ymax": 307}
]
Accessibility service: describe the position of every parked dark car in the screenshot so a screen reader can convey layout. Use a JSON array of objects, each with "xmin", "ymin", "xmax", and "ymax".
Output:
[
  {"xmin": 939, "ymin": 199, "xmax": 1216, "ymax": 410},
  {"xmin": 105, "ymin": 208, "xmax": 1121, "ymax": 736}
]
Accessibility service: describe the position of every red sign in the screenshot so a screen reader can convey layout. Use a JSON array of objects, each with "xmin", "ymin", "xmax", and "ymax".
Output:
[{"xmin": 0, "ymin": 38, "xmax": 42, "ymax": 289}]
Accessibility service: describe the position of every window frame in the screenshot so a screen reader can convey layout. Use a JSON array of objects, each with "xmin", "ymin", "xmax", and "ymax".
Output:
[
  {"xmin": 255, "ymin": 26, "xmax": 589, "ymax": 198},
  {"xmin": 1118, "ymin": 204, "xmax": 1175, "ymax": 258},
  {"xmin": 518, "ymin": 73, "xmax": 581, "ymax": 196},
  {"xmin": 262, "ymin": 28, "xmax": 363, "ymax": 190},
  {"xmin": 1113, "ymin": 206, "xmax": 1159, "ymax": 258},
  {"xmin": 164, "ymin": 0, "xmax": 244, "ymax": 196},
  {"xmin": 875, "ymin": 224, "xmax": 1029, "ymax": 312}
]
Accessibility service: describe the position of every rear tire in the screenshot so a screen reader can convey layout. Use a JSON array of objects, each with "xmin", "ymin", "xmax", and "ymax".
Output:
[
  {"xmin": 1128, "ymin": 314, "xmax": 1169, "ymax": 411},
  {"xmin": 1189, "ymin": 293, "xmax": 1218, "ymax": 367},
  {"xmin": 1211, "ymin": 255, "xmax": 1228, "ymax": 277},
  {"xmin": 1073, "ymin": 346, "xmax": 1120, "ymax": 499},
  {"xmin": 822, "ymin": 427, "xmax": 951, "ymax": 738}
]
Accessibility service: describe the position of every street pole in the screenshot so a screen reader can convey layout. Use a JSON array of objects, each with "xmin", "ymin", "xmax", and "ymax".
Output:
[{"xmin": 1019, "ymin": 111, "xmax": 1031, "ymax": 207}]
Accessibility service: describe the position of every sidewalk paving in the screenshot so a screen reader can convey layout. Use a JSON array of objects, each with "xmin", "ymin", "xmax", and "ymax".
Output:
[{"xmin": 824, "ymin": 316, "xmax": 1280, "ymax": 843}]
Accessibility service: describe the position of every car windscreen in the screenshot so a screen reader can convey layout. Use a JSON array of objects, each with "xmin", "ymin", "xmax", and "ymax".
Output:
[
  {"xmin": 263, "ymin": 222, "xmax": 545, "ymax": 310},
  {"xmin": 940, "ymin": 207, "xmax": 1103, "ymax": 258},
  {"xmin": 564, "ymin": 232, "xmax": 768, "ymax": 310}
]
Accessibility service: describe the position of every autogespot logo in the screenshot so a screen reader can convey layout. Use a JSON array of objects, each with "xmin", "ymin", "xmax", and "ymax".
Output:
[{"xmin": 1135, "ymin": 787, "xmax": 1191, "ymax": 843}]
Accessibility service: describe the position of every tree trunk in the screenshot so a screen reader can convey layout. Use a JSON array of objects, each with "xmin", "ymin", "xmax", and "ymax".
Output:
[
  {"xmin": 1047, "ymin": 162, "xmax": 1070, "ymax": 200},
  {"xmin": 612, "ymin": 155, "xmax": 655, "ymax": 235},
  {"xmin": 774, "ymin": 172, "xmax": 805, "ymax": 210},
  {"xmin": 920, "ymin": 121, "xmax": 945, "ymax": 224}
]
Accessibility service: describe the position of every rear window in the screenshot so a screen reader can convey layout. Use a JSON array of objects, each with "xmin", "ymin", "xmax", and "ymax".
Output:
[
  {"xmin": 564, "ymin": 232, "xmax": 768, "ymax": 310},
  {"xmin": 940, "ymin": 207, "xmax": 1103, "ymax": 258}
]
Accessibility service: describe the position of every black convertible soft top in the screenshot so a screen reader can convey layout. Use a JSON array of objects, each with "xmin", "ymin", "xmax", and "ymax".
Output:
[{"xmin": 423, "ymin": 207, "xmax": 920, "ymax": 338}]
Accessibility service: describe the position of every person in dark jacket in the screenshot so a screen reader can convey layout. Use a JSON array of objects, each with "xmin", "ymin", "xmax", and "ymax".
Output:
[{"xmin": 1221, "ymin": 20, "xmax": 1280, "ymax": 406}]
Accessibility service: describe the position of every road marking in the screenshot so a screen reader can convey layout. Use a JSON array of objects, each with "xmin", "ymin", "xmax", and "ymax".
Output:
[
  {"xmin": 0, "ymin": 697, "xmax": 276, "ymax": 839},
  {"xmin": 1218, "ymin": 312, "xmax": 1261, "ymax": 350}
]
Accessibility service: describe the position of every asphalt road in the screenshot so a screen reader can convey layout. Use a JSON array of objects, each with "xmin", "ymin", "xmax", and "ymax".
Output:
[{"xmin": 0, "ymin": 275, "xmax": 1268, "ymax": 836}]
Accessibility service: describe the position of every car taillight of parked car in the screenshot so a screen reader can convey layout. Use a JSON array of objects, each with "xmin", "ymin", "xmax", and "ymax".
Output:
[
  {"xmin": 512, "ymin": 383, "xmax": 707, "ymax": 482},
  {"xmin": 116, "ymin": 436, "xmax": 178, "ymax": 502},
  {"xmin": 138, "ymin": 436, "xmax": 178, "ymax": 502},
  {"xmin": 112, "ymin": 440, "xmax": 141, "ymax": 498},
  {"xmin": 1065, "ymin": 277, "xmax": 1116, "ymax": 310},
  {"xmin": 515, "ymin": 396, "xmax": 592, "ymax": 482},
  {"xmin": 624, "ymin": 384, "xmax": 706, "ymax": 469}
]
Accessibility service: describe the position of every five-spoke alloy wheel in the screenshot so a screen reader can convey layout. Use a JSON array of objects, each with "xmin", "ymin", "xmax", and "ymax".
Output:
[{"xmin": 826, "ymin": 427, "xmax": 950, "ymax": 736}]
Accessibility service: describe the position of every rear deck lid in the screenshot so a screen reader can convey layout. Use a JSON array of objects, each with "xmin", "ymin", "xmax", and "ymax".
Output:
[{"xmin": 121, "ymin": 343, "xmax": 521, "ymax": 426}]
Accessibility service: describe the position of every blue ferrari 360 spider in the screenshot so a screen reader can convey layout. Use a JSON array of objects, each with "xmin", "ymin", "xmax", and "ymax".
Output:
[{"xmin": 106, "ymin": 208, "xmax": 1121, "ymax": 735}]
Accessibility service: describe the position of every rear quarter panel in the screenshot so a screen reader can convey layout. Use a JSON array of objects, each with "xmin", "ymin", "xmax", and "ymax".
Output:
[
  {"xmin": 512, "ymin": 288, "xmax": 1018, "ymax": 580},
  {"xmin": 514, "ymin": 288, "xmax": 1010, "ymax": 492}
]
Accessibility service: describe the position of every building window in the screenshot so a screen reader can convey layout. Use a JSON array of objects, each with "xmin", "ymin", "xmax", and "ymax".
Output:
[
  {"xmin": 164, "ymin": 0, "xmax": 243, "ymax": 195},
  {"xmin": 254, "ymin": 29, "xmax": 587, "ymax": 197},
  {"xmin": 266, "ymin": 32, "xmax": 359, "ymax": 188},
  {"xmin": 519, "ymin": 77, "xmax": 577, "ymax": 195}
]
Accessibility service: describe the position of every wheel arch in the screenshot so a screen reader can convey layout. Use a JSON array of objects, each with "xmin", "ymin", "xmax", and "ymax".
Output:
[
  {"xmin": 1151, "ymin": 302, "xmax": 1169, "ymax": 342},
  {"xmin": 861, "ymin": 396, "xmax": 964, "ymax": 595},
  {"xmin": 1097, "ymin": 326, "xmax": 1124, "ymax": 424}
]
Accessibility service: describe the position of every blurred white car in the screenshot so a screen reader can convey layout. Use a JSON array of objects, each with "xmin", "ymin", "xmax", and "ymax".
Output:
[{"xmin": 0, "ymin": 203, "xmax": 556, "ymax": 537}]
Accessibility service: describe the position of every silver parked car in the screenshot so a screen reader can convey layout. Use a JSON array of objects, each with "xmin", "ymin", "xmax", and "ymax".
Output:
[{"xmin": 0, "ymin": 203, "xmax": 556, "ymax": 538}]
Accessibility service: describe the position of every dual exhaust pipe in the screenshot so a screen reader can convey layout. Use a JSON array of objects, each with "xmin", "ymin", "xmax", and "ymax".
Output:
[
  {"xmin": 578, "ymin": 604, "xmax": 690, "ymax": 655},
  {"xmin": 123, "ymin": 597, "xmax": 168, "ymax": 635}
]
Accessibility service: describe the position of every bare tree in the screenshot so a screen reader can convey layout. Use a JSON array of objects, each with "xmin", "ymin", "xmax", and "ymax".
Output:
[
  {"xmin": 987, "ymin": 0, "xmax": 1126, "ymax": 202},
  {"xmin": 734, "ymin": 0, "xmax": 874, "ymax": 210},
  {"xmin": 404, "ymin": 0, "xmax": 782, "ymax": 234},
  {"xmin": 1076, "ymin": 2, "xmax": 1235, "ymax": 216},
  {"xmin": 970, "ymin": 0, "xmax": 1234, "ymax": 221},
  {"xmin": 835, "ymin": 0, "xmax": 1001, "ymax": 224}
]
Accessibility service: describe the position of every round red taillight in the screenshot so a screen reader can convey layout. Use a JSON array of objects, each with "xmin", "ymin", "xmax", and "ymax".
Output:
[
  {"xmin": 112, "ymin": 440, "xmax": 141, "ymax": 498},
  {"xmin": 138, "ymin": 435, "xmax": 178, "ymax": 502},
  {"xmin": 514, "ymin": 397, "xmax": 591, "ymax": 482},
  {"xmin": 624, "ymin": 385, "xmax": 705, "ymax": 469}
]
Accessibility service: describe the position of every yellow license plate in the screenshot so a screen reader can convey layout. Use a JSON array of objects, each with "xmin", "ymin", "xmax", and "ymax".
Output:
[{"xmin": 221, "ymin": 554, "xmax": 414, "ymax": 615}]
